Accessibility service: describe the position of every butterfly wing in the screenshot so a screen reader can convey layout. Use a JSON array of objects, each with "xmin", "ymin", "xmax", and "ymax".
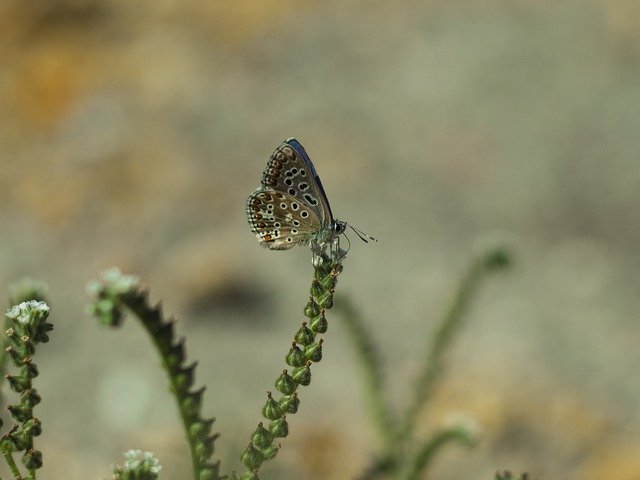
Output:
[
  {"xmin": 246, "ymin": 188, "xmax": 322, "ymax": 250},
  {"xmin": 260, "ymin": 139, "xmax": 334, "ymax": 228}
]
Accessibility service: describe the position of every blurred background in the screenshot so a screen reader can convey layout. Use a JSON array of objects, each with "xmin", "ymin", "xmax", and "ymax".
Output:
[{"xmin": 1, "ymin": 0, "xmax": 640, "ymax": 478}]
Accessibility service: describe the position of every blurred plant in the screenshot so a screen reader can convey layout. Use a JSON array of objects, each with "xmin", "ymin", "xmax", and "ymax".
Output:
[
  {"xmin": 111, "ymin": 450, "xmax": 162, "ymax": 480},
  {"xmin": 88, "ymin": 268, "xmax": 220, "ymax": 480},
  {"xmin": 495, "ymin": 471, "xmax": 530, "ymax": 480},
  {"xmin": 336, "ymin": 246, "xmax": 512, "ymax": 480},
  {"xmin": 0, "ymin": 243, "xmax": 526, "ymax": 480}
]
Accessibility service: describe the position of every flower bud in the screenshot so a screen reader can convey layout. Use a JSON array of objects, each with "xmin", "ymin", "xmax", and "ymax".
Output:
[
  {"xmin": 241, "ymin": 443, "xmax": 263, "ymax": 470},
  {"xmin": 23, "ymin": 388, "xmax": 41, "ymax": 407},
  {"xmin": 304, "ymin": 340, "xmax": 323, "ymax": 363},
  {"xmin": 24, "ymin": 361, "xmax": 38, "ymax": 378},
  {"xmin": 278, "ymin": 393, "xmax": 299, "ymax": 414},
  {"xmin": 23, "ymin": 418, "xmax": 41, "ymax": 437},
  {"xmin": 285, "ymin": 342, "xmax": 305, "ymax": 367},
  {"xmin": 275, "ymin": 370, "xmax": 296, "ymax": 395},
  {"xmin": 261, "ymin": 444, "xmax": 280, "ymax": 461},
  {"xmin": 261, "ymin": 392, "xmax": 281, "ymax": 420},
  {"xmin": 292, "ymin": 363, "xmax": 311, "ymax": 386},
  {"xmin": 22, "ymin": 449, "xmax": 42, "ymax": 470},
  {"xmin": 166, "ymin": 341, "xmax": 186, "ymax": 368},
  {"xmin": 310, "ymin": 280, "xmax": 324, "ymax": 298},
  {"xmin": 268, "ymin": 417, "xmax": 289, "ymax": 438},
  {"xmin": 8, "ymin": 404, "xmax": 31, "ymax": 423},
  {"xmin": 190, "ymin": 418, "xmax": 215, "ymax": 441},
  {"xmin": 320, "ymin": 274, "xmax": 337, "ymax": 290},
  {"xmin": 317, "ymin": 292, "xmax": 333, "ymax": 309},
  {"xmin": 6, "ymin": 347, "xmax": 22, "ymax": 367},
  {"xmin": 183, "ymin": 387, "xmax": 204, "ymax": 417},
  {"xmin": 175, "ymin": 362, "xmax": 197, "ymax": 394},
  {"xmin": 250, "ymin": 422, "xmax": 273, "ymax": 448},
  {"xmin": 6, "ymin": 374, "xmax": 29, "ymax": 393},
  {"xmin": 303, "ymin": 299, "xmax": 320, "ymax": 318},
  {"xmin": 294, "ymin": 323, "xmax": 314, "ymax": 346},
  {"xmin": 309, "ymin": 314, "xmax": 328, "ymax": 334},
  {"xmin": 199, "ymin": 464, "xmax": 220, "ymax": 480},
  {"xmin": 194, "ymin": 438, "xmax": 214, "ymax": 460}
]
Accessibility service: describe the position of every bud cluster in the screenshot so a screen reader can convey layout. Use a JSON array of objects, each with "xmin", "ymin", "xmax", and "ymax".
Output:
[
  {"xmin": 240, "ymin": 252, "xmax": 342, "ymax": 479},
  {"xmin": 88, "ymin": 268, "xmax": 221, "ymax": 480},
  {"xmin": 2, "ymin": 300, "xmax": 53, "ymax": 472}
]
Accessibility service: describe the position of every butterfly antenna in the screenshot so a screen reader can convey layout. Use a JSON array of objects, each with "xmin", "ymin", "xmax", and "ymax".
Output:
[{"xmin": 349, "ymin": 224, "xmax": 378, "ymax": 244}]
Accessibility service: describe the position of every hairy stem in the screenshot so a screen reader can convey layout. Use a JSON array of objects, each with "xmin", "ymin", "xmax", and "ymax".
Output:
[{"xmin": 239, "ymin": 252, "xmax": 343, "ymax": 479}]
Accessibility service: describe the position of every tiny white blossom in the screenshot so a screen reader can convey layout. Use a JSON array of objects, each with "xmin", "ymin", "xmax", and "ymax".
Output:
[
  {"xmin": 102, "ymin": 267, "xmax": 140, "ymax": 294},
  {"xmin": 142, "ymin": 451, "xmax": 162, "ymax": 474},
  {"xmin": 5, "ymin": 301, "xmax": 50, "ymax": 324},
  {"xmin": 120, "ymin": 450, "xmax": 161, "ymax": 475}
]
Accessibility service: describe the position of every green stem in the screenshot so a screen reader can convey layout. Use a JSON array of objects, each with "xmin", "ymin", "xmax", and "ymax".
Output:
[
  {"xmin": 2, "ymin": 450, "xmax": 23, "ymax": 480},
  {"xmin": 404, "ymin": 427, "xmax": 474, "ymax": 480},
  {"xmin": 239, "ymin": 252, "xmax": 343, "ymax": 478},
  {"xmin": 398, "ymin": 247, "xmax": 511, "ymax": 443},
  {"xmin": 355, "ymin": 247, "xmax": 511, "ymax": 479},
  {"xmin": 89, "ymin": 269, "xmax": 221, "ymax": 480},
  {"xmin": 335, "ymin": 296, "xmax": 394, "ymax": 447},
  {"xmin": 120, "ymin": 297, "xmax": 217, "ymax": 480}
]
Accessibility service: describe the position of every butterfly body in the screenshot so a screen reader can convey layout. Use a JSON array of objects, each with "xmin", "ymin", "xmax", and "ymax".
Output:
[{"xmin": 246, "ymin": 138, "xmax": 346, "ymax": 252}]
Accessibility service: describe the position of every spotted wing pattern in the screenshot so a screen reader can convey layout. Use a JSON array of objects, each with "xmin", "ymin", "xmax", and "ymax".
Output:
[
  {"xmin": 246, "ymin": 188, "xmax": 321, "ymax": 249},
  {"xmin": 246, "ymin": 138, "xmax": 337, "ymax": 251},
  {"xmin": 260, "ymin": 138, "xmax": 334, "ymax": 227}
]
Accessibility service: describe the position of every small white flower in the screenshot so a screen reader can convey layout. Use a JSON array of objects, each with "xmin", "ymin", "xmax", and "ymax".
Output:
[
  {"xmin": 142, "ymin": 451, "xmax": 162, "ymax": 474},
  {"xmin": 123, "ymin": 449, "xmax": 142, "ymax": 470},
  {"xmin": 120, "ymin": 449, "xmax": 162, "ymax": 475},
  {"xmin": 5, "ymin": 301, "xmax": 50, "ymax": 324},
  {"xmin": 102, "ymin": 267, "xmax": 140, "ymax": 294}
]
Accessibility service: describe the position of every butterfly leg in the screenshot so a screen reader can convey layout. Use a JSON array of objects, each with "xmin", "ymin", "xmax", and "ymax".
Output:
[
  {"xmin": 329, "ymin": 236, "xmax": 348, "ymax": 262},
  {"xmin": 311, "ymin": 241, "xmax": 326, "ymax": 266}
]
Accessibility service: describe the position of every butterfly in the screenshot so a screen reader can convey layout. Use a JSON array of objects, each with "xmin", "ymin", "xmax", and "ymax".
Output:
[{"xmin": 246, "ymin": 138, "xmax": 373, "ymax": 259}]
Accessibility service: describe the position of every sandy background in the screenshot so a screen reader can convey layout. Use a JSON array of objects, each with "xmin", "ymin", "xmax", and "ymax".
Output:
[{"xmin": 1, "ymin": 0, "xmax": 640, "ymax": 478}]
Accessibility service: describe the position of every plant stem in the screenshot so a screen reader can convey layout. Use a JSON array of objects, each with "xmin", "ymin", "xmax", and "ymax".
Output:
[
  {"xmin": 404, "ymin": 426, "xmax": 475, "ymax": 480},
  {"xmin": 2, "ymin": 450, "xmax": 22, "ymax": 480},
  {"xmin": 88, "ymin": 269, "xmax": 220, "ymax": 480},
  {"xmin": 239, "ymin": 252, "xmax": 343, "ymax": 478},
  {"xmin": 399, "ymin": 248, "xmax": 510, "ymax": 443},
  {"xmin": 335, "ymin": 296, "xmax": 394, "ymax": 447}
]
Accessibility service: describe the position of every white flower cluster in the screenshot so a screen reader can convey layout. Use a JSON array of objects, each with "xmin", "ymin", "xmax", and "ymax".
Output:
[
  {"xmin": 5, "ymin": 300, "xmax": 50, "ymax": 325},
  {"xmin": 87, "ymin": 267, "xmax": 140, "ymax": 296},
  {"xmin": 122, "ymin": 449, "xmax": 162, "ymax": 475}
]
